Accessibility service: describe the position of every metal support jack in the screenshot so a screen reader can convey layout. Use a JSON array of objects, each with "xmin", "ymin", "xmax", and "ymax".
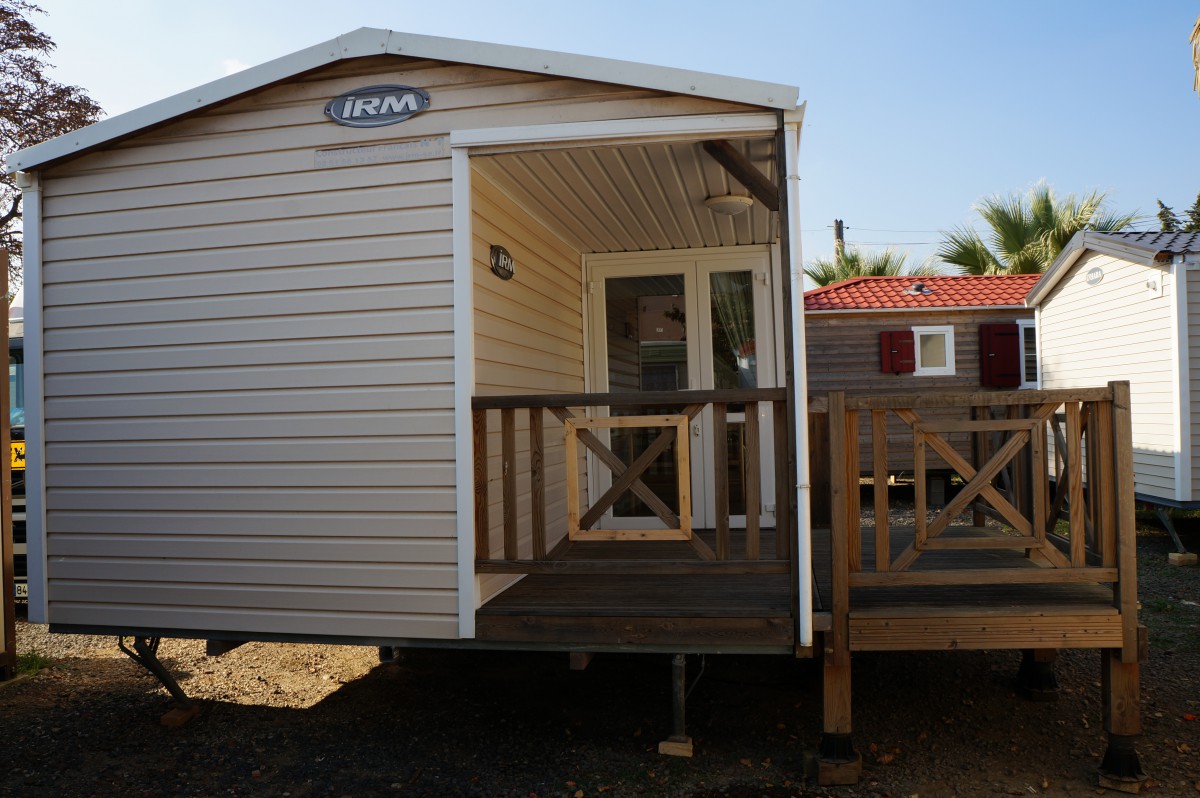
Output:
[
  {"xmin": 1154, "ymin": 507, "xmax": 1188, "ymax": 555},
  {"xmin": 658, "ymin": 653, "xmax": 704, "ymax": 757},
  {"xmin": 118, "ymin": 636, "xmax": 200, "ymax": 726}
]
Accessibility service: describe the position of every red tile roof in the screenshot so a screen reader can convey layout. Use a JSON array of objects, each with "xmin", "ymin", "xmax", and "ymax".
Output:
[{"xmin": 804, "ymin": 274, "xmax": 1041, "ymax": 311}]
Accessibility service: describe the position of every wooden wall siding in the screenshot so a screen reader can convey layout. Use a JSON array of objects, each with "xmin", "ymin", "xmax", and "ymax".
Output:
[
  {"xmin": 472, "ymin": 170, "xmax": 585, "ymax": 602},
  {"xmin": 805, "ymin": 308, "xmax": 1035, "ymax": 475},
  {"xmin": 36, "ymin": 54, "xmax": 746, "ymax": 638},
  {"xmin": 1039, "ymin": 252, "xmax": 1177, "ymax": 500}
]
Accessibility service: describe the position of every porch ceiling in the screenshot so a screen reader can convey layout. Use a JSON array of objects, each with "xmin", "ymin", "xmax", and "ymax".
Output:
[{"xmin": 473, "ymin": 137, "xmax": 779, "ymax": 254}]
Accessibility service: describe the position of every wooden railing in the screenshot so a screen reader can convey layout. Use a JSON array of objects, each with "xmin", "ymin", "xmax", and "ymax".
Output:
[
  {"xmin": 822, "ymin": 382, "xmax": 1139, "ymax": 659},
  {"xmin": 471, "ymin": 389, "xmax": 791, "ymax": 575}
]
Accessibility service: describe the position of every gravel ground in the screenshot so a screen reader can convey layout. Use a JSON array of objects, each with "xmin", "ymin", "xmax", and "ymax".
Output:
[{"xmin": 1, "ymin": 521, "xmax": 1197, "ymax": 798}]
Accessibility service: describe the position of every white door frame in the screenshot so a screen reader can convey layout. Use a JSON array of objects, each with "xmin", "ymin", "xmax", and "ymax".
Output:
[{"xmin": 583, "ymin": 245, "xmax": 778, "ymax": 531}]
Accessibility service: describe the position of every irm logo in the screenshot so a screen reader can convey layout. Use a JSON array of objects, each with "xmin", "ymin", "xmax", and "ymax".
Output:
[{"xmin": 325, "ymin": 85, "xmax": 431, "ymax": 128}]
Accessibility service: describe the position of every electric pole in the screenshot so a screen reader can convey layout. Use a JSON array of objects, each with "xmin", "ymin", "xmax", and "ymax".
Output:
[{"xmin": 833, "ymin": 219, "xmax": 845, "ymax": 268}]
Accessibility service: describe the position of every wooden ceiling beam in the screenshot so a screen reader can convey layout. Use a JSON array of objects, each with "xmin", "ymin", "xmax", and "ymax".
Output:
[{"xmin": 702, "ymin": 139, "xmax": 779, "ymax": 212}]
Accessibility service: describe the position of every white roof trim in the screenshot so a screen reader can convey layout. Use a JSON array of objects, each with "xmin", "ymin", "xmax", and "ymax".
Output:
[
  {"xmin": 7, "ymin": 27, "xmax": 799, "ymax": 173},
  {"xmin": 1027, "ymin": 231, "xmax": 1176, "ymax": 307}
]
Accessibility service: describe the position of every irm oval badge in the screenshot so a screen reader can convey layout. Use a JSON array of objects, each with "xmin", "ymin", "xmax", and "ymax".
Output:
[{"xmin": 325, "ymin": 85, "xmax": 431, "ymax": 128}]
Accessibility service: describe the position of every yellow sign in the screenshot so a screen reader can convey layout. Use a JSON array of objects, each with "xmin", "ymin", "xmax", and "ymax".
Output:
[{"xmin": 11, "ymin": 441, "xmax": 24, "ymax": 470}]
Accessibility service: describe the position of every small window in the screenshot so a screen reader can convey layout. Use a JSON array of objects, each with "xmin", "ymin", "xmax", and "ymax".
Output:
[
  {"xmin": 912, "ymin": 325, "xmax": 955, "ymax": 376},
  {"xmin": 1018, "ymin": 320, "xmax": 1038, "ymax": 389}
]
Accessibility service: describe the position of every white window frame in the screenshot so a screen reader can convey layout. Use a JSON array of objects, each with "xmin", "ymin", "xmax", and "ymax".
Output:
[
  {"xmin": 1017, "ymin": 319, "xmax": 1039, "ymax": 389},
  {"xmin": 912, "ymin": 325, "xmax": 955, "ymax": 376}
]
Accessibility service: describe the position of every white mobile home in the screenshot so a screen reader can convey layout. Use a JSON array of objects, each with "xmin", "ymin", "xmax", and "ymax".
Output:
[
  {"xmin": 1028, "ymin": 231, "xmax": 1200, "ymax": 508},
  {"xmin": 7, "ymin": 30, "xmax": 1149, "ymax": 787}
]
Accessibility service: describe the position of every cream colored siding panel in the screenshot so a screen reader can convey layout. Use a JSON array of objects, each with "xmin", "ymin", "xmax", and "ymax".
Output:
[
  {"xmin": 43, "ymin": 234, "xmax": 452, "ymax": 284},
  {"xmin": 44, "ymin": 311, "xmax": 453, "ymax": 351},
  {"xmin": 45, "ymin": 360, "xmax": 452, "ymax": 396},
  {"xmin": 49, "ymin": 489, "xmax": 454, "ymax": 514},
  {"xmin": 50, "ymin": 559, "xmax": 456, "ymax": 589},
  {"xmin": 1039, "ymin": 251, "xmax": 1178, "ymax": 499},
  {"xmin": 46, "ymin": 386, "xmax": 455, "ymax": 418},
  {"xmin": 49, "ymin": 535, "xmax": 456, "ymax": 562},
  {"xmin": 44, "ymin": 335, "xmax": 453, "ymax": 374},
  {"xmin": 48, "ymin": 438, "xmax": 455, "ymax": 465},
  {"xmin": 41, "ymin": 159, "xmax": 451, "ymax": 216},
  {"xmin": 45, "ymin": 411, "xmax": 454, "ymax": 442},
  {"xmin": 44, "ymin": 260, "xmax": 452, "ymax": 308},
  {"xmin": 1189, "ymin": 268, "xmax": 1200, "ymax": 497},
  {"xmin": 42, "ymin": 181, "xmax": 451, "ymax": 239},
  {"xmin": 49, "ymin": 512, "xmax": 456, "ymax": 537},
  {"xmin": 50, "ymin": 583, "xmax": 459, "ymax": 615},
  {"xmin": 44, "ymin": 208, "xmax": 451, "ymax": 263},
  {"xmin": 49, "ymin": 604, "xmax": 459, "ymax": 640},
  {"xmin": 46, "ymin": 463, "xmax": 454, "ymax": 489}
]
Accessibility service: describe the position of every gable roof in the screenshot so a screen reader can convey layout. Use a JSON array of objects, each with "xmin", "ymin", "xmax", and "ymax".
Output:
[
  {"xmin": 1027, "ymin": 230, "xmax": 1200, "ymax": 307},
  {"xmin": 7, "ymin": 28, "xmax": 799, "ymax": 174},
  {"xmin": 803, "ymin": 274, "xmax": 1041, "ymax": 312}
]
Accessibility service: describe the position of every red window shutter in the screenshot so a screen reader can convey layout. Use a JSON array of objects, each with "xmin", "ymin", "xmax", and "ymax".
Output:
[
  {"xmin": 880, "ymin": 331, "xmax": 915, "ymax": 373},
  {"xmin": 980, "ymin": 323, "xmax": 1021, "ymax": 387}
]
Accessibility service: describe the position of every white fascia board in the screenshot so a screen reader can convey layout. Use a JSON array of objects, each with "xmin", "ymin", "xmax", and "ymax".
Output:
[
  {"xmin": 8, "ymin": 27, "xmax": 797, "ymax": 173},
  {"xmin": 383, "ymin": 30, "xmax": 798, "ymax": 111},
  {"xmin": 450, "ymin": 113, "xmax": 779, "ymax": 149},
  {"xmin": 1027, "ymin": 238, "xmax": 1087, "ymax": 308}
]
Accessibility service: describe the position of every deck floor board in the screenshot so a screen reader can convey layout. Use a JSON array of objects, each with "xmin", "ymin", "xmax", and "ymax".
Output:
[{"xmin": 476, "ymin": 523, "xmax": 1120, "ymax": 650}]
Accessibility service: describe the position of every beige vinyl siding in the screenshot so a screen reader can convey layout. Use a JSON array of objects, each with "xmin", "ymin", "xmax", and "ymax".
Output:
[
  {"xmin": 38, "ymin": 54, "xmax": 746, "ymax": 638},
  {"xmin": 1187, "ymin": 267, "xmax": 1200, "ymax": 499},
  {"xmin": 805, "ymin": 308, "xmax": 1034, "ymax": 474},
  {"xmin": 1039, "ymin": 251, "xmax": 1177, "ymax": 500},
  {"xmin": 472, "ymin": 170, "xmax": 585, "ymax": 601}
]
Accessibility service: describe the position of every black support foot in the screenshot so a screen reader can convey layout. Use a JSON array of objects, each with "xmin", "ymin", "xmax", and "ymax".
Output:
[
  {"xmin": 1098, "ymin": 733, "xmax": 1147, "ymax": 793},
  {"xmin": 1016, "ymin": 649, "xmax": 1060, "ymax": 702}
]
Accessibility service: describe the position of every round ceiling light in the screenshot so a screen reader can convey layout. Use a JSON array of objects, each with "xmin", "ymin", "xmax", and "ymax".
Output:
[{"xmin": 704, "ymin": 194, "xmax": 755, "ymax": 216}]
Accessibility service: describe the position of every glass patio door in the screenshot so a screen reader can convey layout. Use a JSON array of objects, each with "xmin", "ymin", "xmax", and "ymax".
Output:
[{"xmin": 586, "ymin": 250, "xmax": 776, "ymax": 531}]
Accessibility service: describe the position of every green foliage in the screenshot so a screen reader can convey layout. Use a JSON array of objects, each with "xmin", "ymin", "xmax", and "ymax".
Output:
[
  {"xmin": 937, "ymin": 182, "xmax": 1138, "ymax": 275},
  {"xmin": 1185, "ymin": 192, "xmax": 1200, "ymax": 232},
  {"xmin": 1157, "ymin": 200, "xmax": 1181, "ymax": 232},
  {"xmin": 16, "ymin": 649, "xmax": 51, "ymax": 676},
  {"xmin": 804, "ymin": 246, "xmax": 941, "ymax": 287},
  {"xmin": 0, "ymin": 1, "xmax": 102, "ymax": 282}
]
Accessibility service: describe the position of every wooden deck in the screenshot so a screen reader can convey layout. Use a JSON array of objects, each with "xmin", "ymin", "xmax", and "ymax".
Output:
[
  {"xmin": 476, "ymin": 529, "xmax": 795, "ymax": 652},
  {"xmin": 476, "ymin": 522, "xmax": 1120, "ymax": 653}
]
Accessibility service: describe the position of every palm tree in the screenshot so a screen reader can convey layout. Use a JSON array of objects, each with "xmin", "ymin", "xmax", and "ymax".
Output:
[
  {"xmin": 937, "ymin": 183, "xmax": 1138, "ymax": 275},
  {"xmin": 804, "ymin": 246, "xmax": 940, "ymax": 287}
]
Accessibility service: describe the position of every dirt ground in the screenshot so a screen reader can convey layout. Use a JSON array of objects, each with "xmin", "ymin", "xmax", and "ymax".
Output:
[{"xmin": 1, "ymin": 526, "xmax": 1197, "ymax": 798}]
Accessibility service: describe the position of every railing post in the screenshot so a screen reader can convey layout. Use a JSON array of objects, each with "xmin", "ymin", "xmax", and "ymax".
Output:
[
  {"xmin": 871, "ymin": 409, "xmax": 889, "ymax": 572},
  {"xmin": 745, "ymin": 401, "xmax": 761, "ymax": 560},
  {"xmin": 1066, "ymin": 402, "xmax": 1086, "ymax": 567},
  {"xmin": 501, "ymin": 408, "xmax": 518, "ymax": 560},
  {"xmin": 714, "ymin": 402, "xmax": 730, "ymax": 560},
  {"xmin": 845, "ymin": 408, "xmax": 860, "ymax": 572},
  {"xmin": 473, "ymin": 409, "xmax": 490, "ymax": 560},
  {"xmin": 827, "ymin": 391, "xmax": 849, "ymax": 661},
  {"xmin": 774, "ymin": 400, "xmax": 792, "ymax": 560},
  {"xmin": 530, "ymin": 408, "xmax": 546, "ymax": 560},
  {"xmin": 1109, "ymin": 381, "xmax": 1138, "ymax": 663}
]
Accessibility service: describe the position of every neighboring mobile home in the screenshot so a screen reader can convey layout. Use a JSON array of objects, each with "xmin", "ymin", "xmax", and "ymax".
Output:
[
  {"xmin": 1029, "ymin": 230, "xmax": 1200, "ymax": 545},
  {"xmin": 804, "ymin": 274, "xmax": 1040, "ymax": 484},
  {"xmin": 7, "ymin": 30, "xmax": 1146, "ymax": 788}
]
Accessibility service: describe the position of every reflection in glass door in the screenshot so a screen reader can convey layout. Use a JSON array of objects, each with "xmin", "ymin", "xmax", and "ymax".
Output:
[
  {"xmin": 588, "ymin": 251, "xmax": 775, "ymax": 531},
  {"xmin": 604, "ymin": 274, "xmax": 689, "ymax": 518}
]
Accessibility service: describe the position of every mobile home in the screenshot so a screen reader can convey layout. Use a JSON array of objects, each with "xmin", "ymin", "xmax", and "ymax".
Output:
[{"xmin": 7, "ymin": 29, "xmax": 1146, "ymax": 788}]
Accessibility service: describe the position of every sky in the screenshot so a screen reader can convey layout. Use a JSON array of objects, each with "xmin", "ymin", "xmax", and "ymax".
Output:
[{"xmin": 28, "ymin": 0, "xmax": 1200, "ymax": 273}]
